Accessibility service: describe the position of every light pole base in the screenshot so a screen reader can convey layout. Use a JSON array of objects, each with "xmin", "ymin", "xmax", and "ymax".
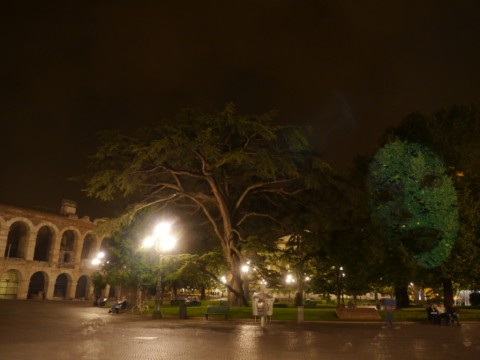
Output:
[{"xmin": 152, "ymin": 310, "xmax": 162, "ymax": 319}]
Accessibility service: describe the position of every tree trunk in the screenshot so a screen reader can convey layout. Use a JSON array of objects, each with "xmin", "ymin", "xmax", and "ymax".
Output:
[
  {"xmin": 172, "ymin": 282, "xmax": 178, "ymax": 300},
  {"xmin": 296, "ymin": 274, "xmax": 304, "ymax": 306},
  {"xmin": 394, "ymin": 284, "xmax": 410, "ymax": 309},
  {"xmin": 226, "ymin": 253, "xmax": 248, "ymax": 306},
  {"xmin": 200, "ymin": 285, "xmax": 206, "ymax": 300},
  {"xmin": 442, "ymin": 278, "xmax": 454, "ymax": 306}
]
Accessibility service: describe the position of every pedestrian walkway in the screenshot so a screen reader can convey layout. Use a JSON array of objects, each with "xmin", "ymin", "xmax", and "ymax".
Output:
[{"xmin": 0, "ymin": 300, "xmax": 479, "ymax": 359}]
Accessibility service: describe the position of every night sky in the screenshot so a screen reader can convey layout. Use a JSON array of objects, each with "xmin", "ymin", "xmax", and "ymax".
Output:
[{"xmin": 1, "ymin": 1, "xmax": 480, "ymax": 219}]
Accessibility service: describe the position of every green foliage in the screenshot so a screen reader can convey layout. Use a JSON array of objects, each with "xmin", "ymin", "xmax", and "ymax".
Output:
[
  {"xmin": 161, "ymin": 252, "xmax": 227, "ymax": 293},
  {"xmin": 368, "ymin": 140, "xmax": 459, "ymax": 269},
  {"xmin": 382, "ymin": 105, "xmax": 480, "ymax": 289},
  {"xmin": 90, "ymin": 271, "xmax": 107, "ymax": 294},
  {"xmin": 95, "ymin": 215, "xmax": 158, "ymax": 291},
  {"xmin": 470, "ymin": 292, "xmax": 480, "ymax": 306}
]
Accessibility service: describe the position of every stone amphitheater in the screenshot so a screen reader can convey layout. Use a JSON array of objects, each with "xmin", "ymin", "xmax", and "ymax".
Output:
[{"xmin": 0, "ymin": 199, "xmax": 105, "ymax": 301}]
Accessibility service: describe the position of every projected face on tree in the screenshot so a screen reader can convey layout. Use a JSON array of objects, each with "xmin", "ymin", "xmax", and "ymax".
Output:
[{"xmin": 368, "ymin": 140, "xmax": 458, "ymax": 268}]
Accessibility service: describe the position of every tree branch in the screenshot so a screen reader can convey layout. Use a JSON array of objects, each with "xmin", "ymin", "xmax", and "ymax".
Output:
[{"xmin": 235, "ymin": 178, "xmax": 298, "ymax": 211}]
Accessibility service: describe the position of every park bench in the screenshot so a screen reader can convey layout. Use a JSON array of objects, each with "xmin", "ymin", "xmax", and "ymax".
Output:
[
  {"xmin": 205, "ymin": 305, "xmax": 230, "ymax": 320},
  {"xmin": 109, "ymin": 300, "xmax": 129, "ymax": 314}
]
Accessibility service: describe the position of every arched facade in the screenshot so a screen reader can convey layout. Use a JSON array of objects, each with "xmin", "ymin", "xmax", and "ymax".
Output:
[
  {"xmin": 0, "ymin": 202, "xmax": 103, "ymax": 300},
  {"xmin": 0, "ymin": 269, "xmax": 21, "ymax": 299}
]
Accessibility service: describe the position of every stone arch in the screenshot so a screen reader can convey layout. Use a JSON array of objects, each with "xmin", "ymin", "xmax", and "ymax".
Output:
[
  {"xmin": 58, "ymin": 229, "xmax": 78, "ymax": 264},
  {"xmin": 34, "ymin": 226, "xmax": 54, "ymax": 261},
  {"xmin": 0, "ymin": 218, "xmax": 5, "ymax": 258},
  {"xmin": 53, "ymin": 273, "xmax": 71, "ymax": 299},
  {"xmin": 75, "ymin": 275, "xmax": 90, "ymax": 299},
  {"xmin": 0, "ymin": 269, "xmax": 21, "ymax": 299},
  {"xmin": 28, "ymin": 271, "xmax": 48, "ymax": 299},
  {"xmin": 81, "ymin": 233, "xmax": 96, "ymax": 260},
  {"xmin": 4, "ymin": 221, "xmax": 30, "ymax": 259}
]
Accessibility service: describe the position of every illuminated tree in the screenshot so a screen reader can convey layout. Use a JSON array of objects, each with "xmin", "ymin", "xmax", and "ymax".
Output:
[
  {"xmin": 368, "ymin": 140, "xmax": 459, "ymax": 306},
  {"xmin": 382, "ymin": 105, "xmax": 480, "ymax": 302},
  {"xmin": 83, "ymin": 104, "xmax": 332, "ymax": 306}
]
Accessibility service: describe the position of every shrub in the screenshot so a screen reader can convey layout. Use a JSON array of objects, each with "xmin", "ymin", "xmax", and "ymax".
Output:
[{"xmin": 469, "ymin": 292, "xmax": 480, "ymax": 306}]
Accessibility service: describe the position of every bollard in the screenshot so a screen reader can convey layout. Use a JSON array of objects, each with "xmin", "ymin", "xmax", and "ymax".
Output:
[{"xmin": 178, "ymin": 300, "xmax": 187, "ymax": 319}]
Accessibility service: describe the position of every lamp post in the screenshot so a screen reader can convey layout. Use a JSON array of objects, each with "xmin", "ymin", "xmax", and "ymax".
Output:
[
  {"xmin": 142, "ymin": 222, "xmax": 177, "ymax": 319},
  {"xmin": 335, "ymin": 266, "xmax": 346, "ymax": 308},
  {"xmin": 241, "ymin": 263, "xmax": 250, "ymax": 302},
  {"xmin": 285, "ymin": 273, "xmax": 295, "ymax": 300},
  {"xmin": 91, "ymin": 251, "xmax": 108, "ymax": 304}
]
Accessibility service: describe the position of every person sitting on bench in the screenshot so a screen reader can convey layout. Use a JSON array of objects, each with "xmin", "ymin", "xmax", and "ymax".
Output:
[
  {"xmin": 446, "ymin": 303, "xmax": 460, "ymax": 325},
  {"xmin": 109, "ymin": 296, "xmax": 127, "ymax": 313}
]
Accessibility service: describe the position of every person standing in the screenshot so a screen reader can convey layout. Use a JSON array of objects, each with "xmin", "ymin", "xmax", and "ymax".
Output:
[{"xmin": 382, "ymin": 298, "xmax": 396, "ymax": 328}]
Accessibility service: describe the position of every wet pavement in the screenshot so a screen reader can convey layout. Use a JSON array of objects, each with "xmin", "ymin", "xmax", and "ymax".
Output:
[{"xmin": 0, "ymin": 300, "xmax": 479, "ymax": 359}]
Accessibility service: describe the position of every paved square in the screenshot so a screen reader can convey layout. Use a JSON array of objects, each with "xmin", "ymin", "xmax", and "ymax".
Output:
[{"xmin": 0, "ymin": 300, "xmax": 479, "ymax": 359}]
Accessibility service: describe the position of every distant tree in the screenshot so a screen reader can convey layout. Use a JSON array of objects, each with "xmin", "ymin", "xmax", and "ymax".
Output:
[
  {"xmin": 318, "ymin": 165, "xmax": 387, "ymax": 305},
  {"xmin": 93, "ymin": 223, "xmax": 156, "ymax": 303},
  {"xmin": 162, "ymin": 251, "xmax": 228, "ymax": 300},
  {"xmin": 82, "ymin": 104, "xmax": 333, "ymax": 306},
  {"xmin": 368, "ymin": 140, "xmax": 459, "ymax": 307},
  {"xmin": 383, "ymin": 105, "xmax": 480, "ymax": 301}
]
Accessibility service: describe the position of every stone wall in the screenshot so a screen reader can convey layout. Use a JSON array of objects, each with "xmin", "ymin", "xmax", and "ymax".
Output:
[{"xmin": 0, "ymin": 201, "xmax": 104, "ymax": 300}]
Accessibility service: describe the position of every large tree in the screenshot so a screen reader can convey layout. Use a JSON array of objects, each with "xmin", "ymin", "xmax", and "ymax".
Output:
[
  {"xmin": 83, "ymin": 104, "xmax": 332, "ymax": 305},
  {"xmin": 368, "ymin": 140, "xmax": 459, "ymax": 307},
  {"xmin": 382, "ymin": 105, "xmax": 480, "ymax": 301}
]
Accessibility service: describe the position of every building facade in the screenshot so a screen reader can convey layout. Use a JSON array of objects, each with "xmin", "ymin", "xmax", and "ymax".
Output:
[{"xmin": 0, "ymin": 200, "xmax": 104, "ymax": 300}]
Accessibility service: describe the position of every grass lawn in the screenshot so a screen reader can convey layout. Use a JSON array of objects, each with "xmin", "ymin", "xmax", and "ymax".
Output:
[{"xmin": 128, "ymin": 300, "xmax": 480, "ymax": 322}]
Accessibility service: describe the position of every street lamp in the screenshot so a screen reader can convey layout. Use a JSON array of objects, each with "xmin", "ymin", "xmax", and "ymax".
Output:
[
  {"xmin": 142, "ymin": 221, "xmax": 177, "ymax": 319},
  {"xmin": 91, "ymin": 251, "xmax": 105, "ymax": 266},
  {"xmin": 241, "ymin": 263, "xmax": 250, "ymax": 301},
  {"xmin": 285, "ymin": 273, "xmax": 296, "ymax": 300},
  {"xmin": 335, "ymin": 266, "xmax": 346, "ymax": 307}
]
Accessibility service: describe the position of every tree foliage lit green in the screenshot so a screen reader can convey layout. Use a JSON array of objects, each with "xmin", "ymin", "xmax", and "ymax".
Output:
[{"xmin": 368, "ymin": 140, "xmax": 458, "ymax": 269}]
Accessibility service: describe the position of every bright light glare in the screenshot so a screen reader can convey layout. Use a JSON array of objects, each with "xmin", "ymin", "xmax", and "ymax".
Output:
[
  {"xmin": 286, "ymin": 274, "xmax": 295, "ymax": 283},
  {"xmin": 97, "ymin": 251, "xmax": 105, "ymax": 259},
  {"xmin": 142, "ymin": 221, "xmax": 177, "ymax": 252},
  {"xmin": 154, "ymin": 222, "xmax": 172, "ymax": 237},
  {"xmin": 91, "ymin": 258, "xmax": 101, "ymax": 266},
  {"xmin": 221, "ymin": 275, "xmax": 227, "ymax": 284},
  {"xmin": 241, "ymin": 264, "xmax": 249, "ymax": 273},
  {"xmin": 142, "ymin": 236, "xmax": 155, "ymax": 249},
  {"xmin": 159, "ymin": 234, "xmax": 177, "ymax": 252}
]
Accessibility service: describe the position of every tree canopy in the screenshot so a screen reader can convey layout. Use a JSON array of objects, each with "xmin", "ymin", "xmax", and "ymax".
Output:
[
  {"xmin": 380, "ymin": 105, "xmax": 480, "ymax": 302},
  {"xmin": 83, "ymin": 103, "xmax": 333, "ymax": 305},
  {"xmin": 368, "ymin": 140, "xmax": 458, "ymax": 269}
]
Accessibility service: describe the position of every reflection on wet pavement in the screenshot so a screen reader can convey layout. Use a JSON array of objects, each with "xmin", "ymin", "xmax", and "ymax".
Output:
[{"xmin": 0, "ymin": 300, "xmax": 479, "ymax": 360}]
